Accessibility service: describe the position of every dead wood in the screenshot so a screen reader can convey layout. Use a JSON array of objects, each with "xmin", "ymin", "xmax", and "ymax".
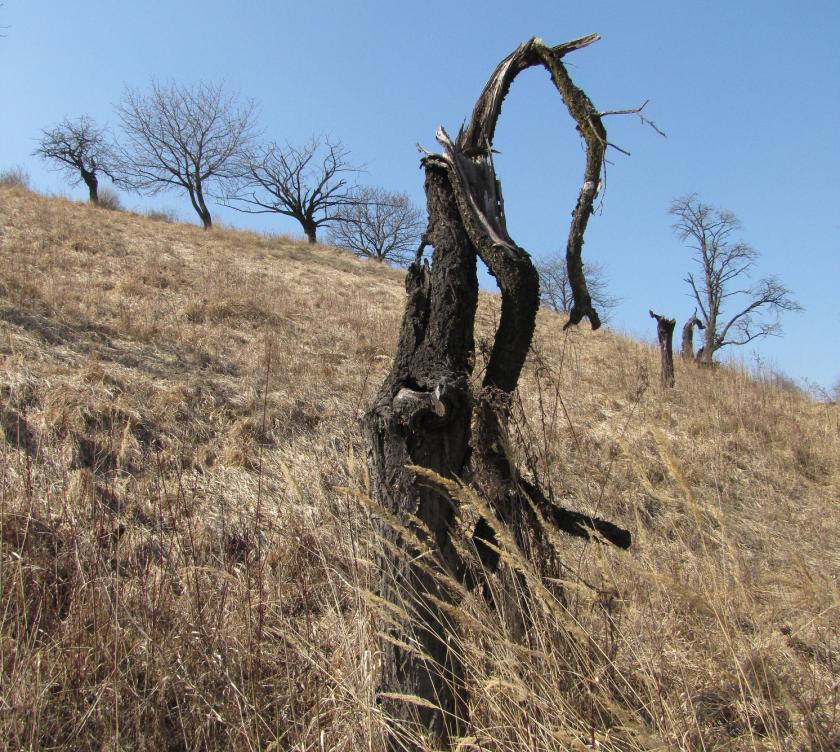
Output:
[
  {"xmin": 681, "ymin": 308, "xmax": 705, "ymax": 359},
  {"xmin": 650, "ymin": 309, "xmax": 677, "ymax": 387},
  {"xmin": 363, "ymin": 35, "xmax": 632, "ymax": 749}
]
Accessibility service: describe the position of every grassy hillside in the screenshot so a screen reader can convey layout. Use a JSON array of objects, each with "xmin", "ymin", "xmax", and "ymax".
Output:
[{"xmin": 1, "ymin": 185, "xmax": 837, "ymax": 751}]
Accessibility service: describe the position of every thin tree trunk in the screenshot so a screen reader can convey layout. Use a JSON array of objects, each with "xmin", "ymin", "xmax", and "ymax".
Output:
[
  {"xmin": 192, "ymin": 183, "xmax": 213, "ymax": 229},
  {"xmin": 650, "ymin": 310, "xmax": 676, "ymax": 387}
]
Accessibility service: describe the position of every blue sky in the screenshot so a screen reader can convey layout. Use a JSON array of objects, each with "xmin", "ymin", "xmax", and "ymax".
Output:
[{"xmin": 2, "ymin": 1, "xmax": 838, "ymax": 391}]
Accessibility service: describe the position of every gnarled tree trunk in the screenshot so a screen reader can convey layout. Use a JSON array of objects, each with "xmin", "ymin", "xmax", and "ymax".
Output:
[
  {"xmin": 363, "ymin": 35, "xmax": 631, "ymax": 750},
  {"xmin": 650, "ymin": 309, "xmax": 676, "ymax": 387},
  {"xmin": 302, "ymin": 218, "xmax": 317, "ymax": 244},
  {"xmin": 362, "ymin": 165, "xmax": 477, "ymax": 745}
]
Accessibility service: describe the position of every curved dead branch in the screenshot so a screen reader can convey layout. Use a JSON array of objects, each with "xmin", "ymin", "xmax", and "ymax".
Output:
[{"xmin": 455, "ymin": 35, "xmax": 605, "ymax": 332}]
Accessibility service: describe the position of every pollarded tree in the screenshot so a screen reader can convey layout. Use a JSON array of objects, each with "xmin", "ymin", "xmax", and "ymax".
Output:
[
  {"xmin": 670, "ymin": 194, "xmax": 802, "ymax": 364},
  {"xmin": 34, "ymin": 116, "xmax": 117, "ymax": 204},
  {"xmin": 536, "ymin": 254, "xmax": 620, "ymax": 322},
  {"xmin": 117, "ymin": 81, "xmax": 257, "ymax": 229},
  {"xmin": 328, "ymin": 186, "xmax": 423, "ymax": 265},
  {"xmin": 227, "ymin": 137, "xmax": 359, "ymax": 244}
]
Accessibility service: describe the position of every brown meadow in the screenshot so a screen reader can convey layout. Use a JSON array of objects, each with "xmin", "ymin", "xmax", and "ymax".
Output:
[{"xmin": 1, "ymin": 184, "xmax": 837, "ymax": 750}]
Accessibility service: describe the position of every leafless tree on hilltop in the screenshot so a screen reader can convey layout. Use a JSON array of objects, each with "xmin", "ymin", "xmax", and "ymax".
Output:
[
  {"xmin": 117, "ymin": 81, "xmax": 257, "ymax": 229},
  {"xmin": 670, "ymin": 194, "xmax": 801, "ymax": 364},
  {"xmin": 34, "ymin": 116, "xmax": 117, "ymax": 204},
  {"xmin": 328, "ymin": 186, "xmax": 423, "ymax": 265},
  {"xmin": 227, "ymin": 137, "xmax": 360, "ymax": 244}
]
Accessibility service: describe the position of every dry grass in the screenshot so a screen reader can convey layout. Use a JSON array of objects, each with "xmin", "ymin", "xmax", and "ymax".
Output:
[{"xmin": 1, "ymin": 184, "xmax": 837, "ymax": 750}]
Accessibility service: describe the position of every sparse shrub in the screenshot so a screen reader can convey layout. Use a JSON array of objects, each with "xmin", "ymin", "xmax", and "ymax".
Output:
[
  {"xmin": 145, "ymin": 207, "xmax": 178, "ymax": 223},
  {"xmin": 96, "ymin": 185, "xmax": 123, "ymax": 210},
  {"xmin": 750, "ymin": 355, "xmax": 803, "ymax": 394},
  {"xmin": 0, "ymin": 166, "xmax": 30, "ymax": 188}
]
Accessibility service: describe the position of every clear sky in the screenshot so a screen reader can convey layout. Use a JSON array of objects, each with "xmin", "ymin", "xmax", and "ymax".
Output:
[{"xmin": 2, "ymin": 1, "xmax": 838, "ymax": 391}]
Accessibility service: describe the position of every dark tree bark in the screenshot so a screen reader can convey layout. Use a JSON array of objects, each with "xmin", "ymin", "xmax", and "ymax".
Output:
[
  {"xmin": 650, "ymin": 310, "xmax": 676, "ymax": 387},
  {"xmin": 681, "ymin": 309, "xmax": 705, "ymax": 360},
  {"xmin": 191, "ymin": 185, "xmax": 213, "ymax": 229},
  {"xmin": 364, "ymin": 35, "xmax": 631, "ymax": 750},
  {"xmin": 363, "ymin": 165, "xmax": 477, "ymax": 746},
  {"xmin": 81, "ymin": 168, "xmax": 99, "ymax": 204},
  {"xmin": 302, "ymin": 217, "xmax": 317, "ymax": 244}
]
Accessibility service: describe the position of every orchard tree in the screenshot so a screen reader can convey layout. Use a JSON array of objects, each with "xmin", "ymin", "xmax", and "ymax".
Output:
[
  {"xmin": 328, "ymin": 186, "xmax": 423, "ymax": 265},
  {"xmin": 670, "ymin": 194, "xmax": 801, "ymax": 364},
  {"xmin": 34, "ymin": 116, "xmax": 117, "ymax": 204},
  {"xmin": 117, "ymin": 81, "xmax": 257, "ymax": 229},
  {"xmin": 536, "ymin": 254, "xmax": 620, "ymax": 322},
  {"xmin": 227, "ymin": 137, "xmax": 359, "ymax": 243}
]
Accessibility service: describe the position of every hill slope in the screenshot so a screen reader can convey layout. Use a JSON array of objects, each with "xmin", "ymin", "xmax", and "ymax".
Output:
[{"xmin": 1, "ymin": 186, "xmax": 837, "ymax": 750}]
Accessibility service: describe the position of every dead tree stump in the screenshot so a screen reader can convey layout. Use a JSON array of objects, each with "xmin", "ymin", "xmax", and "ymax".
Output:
[
  {"xmin": 650, "ymin": 309, "xmax": 676, "ymax": 387},
  {"xmin": 363, "ymin": 35, "xmax": 631, "ymax": 750},
  {"xmin": 681, "ymin": 309, "xmax": 705, "ymax": 359}
]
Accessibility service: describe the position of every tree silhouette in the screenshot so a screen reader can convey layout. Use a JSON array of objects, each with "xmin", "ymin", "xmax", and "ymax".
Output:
[
  {"xmin": 670, "ymin": 194, "xmax": 801, "ymax": 364},
  {"xmin": 117, "ymin": 81, "xmax": 256, "ymax": 229},
  {"xmin": 227, "ymin": 138, "xmax": 359, "ymax": 243},
  {"xmin": 328, "ymin": 186, "xmax": 423, "ymax": 265},
  {"xmin": 34, "ymin": 116, "xmax": 117, "ymax": 204},
  {"xmin": 536, "ymin": 254, "xmax": 620, "ymax": 322}
]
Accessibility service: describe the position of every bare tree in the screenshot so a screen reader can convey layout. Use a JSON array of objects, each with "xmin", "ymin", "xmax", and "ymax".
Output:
[
  {"xmin": 536, "ymin": 254, "xmax": 620, "ymax": 322},
  {"xmin": 34, "ymin": 116, "xmax": 117, "ymax": 204},
  {"xmin": 227, "ymin": 138, "xmax": 359, "ymax": 243},
  {"xmin": 116, "ymin": 81, "xmax": 256, "ymax": 229},
  {"xmin": 364, "ymin": 35, "xmax": 631, "ymax": 750},
  {"xmin": 670, "ymin": 194, "xmax": 802, "ymax": 364},
  {"xmin": 328, "ymin": 186, "xmax": 423, "ymax": 265}
]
